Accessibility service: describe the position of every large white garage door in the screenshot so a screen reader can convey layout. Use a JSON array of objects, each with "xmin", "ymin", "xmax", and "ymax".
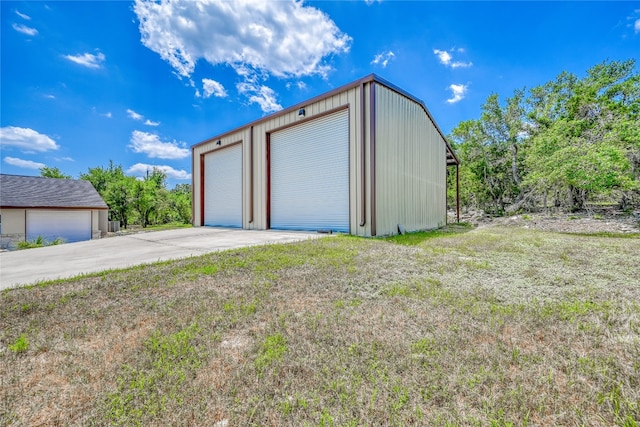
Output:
[
  {"xmin": 204, "ymin": 144, "xmax": 243, "ymax": 227},
  {"xmin": 26, "ymin": 210, "xmax": 91, "ymax": 243},
  {"xmin": 270, "ymin": 109, "xmax": 350, "ymax": 232}
]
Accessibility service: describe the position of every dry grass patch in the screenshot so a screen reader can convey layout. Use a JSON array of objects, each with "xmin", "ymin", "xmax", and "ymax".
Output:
[{"xmin": 1, "ymin": 229, "xmax": 639, "ymax": 426}]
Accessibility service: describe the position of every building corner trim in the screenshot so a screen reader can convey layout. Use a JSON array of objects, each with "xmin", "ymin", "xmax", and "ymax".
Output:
[{"xmin": 370, "ymin": 82, "xmax": 377, "ymax": 237}]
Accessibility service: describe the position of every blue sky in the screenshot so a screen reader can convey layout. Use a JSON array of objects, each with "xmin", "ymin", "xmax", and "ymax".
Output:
[{"xmin": 1, "ymin": 1, "xmax": 639, "ymax": 188}]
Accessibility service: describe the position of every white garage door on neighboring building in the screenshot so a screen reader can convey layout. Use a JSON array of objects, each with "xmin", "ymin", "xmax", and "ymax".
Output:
[
  {"xmin": 26, "ymin": 210, "xmax": 91, "ymax": 243},
  {"xmin": 270, "ymin": 109, "xmax": 350, "ymax": 232},
  {"xmin": 204, "ymin": 143, "xmax": 243, "ymax": 228}
]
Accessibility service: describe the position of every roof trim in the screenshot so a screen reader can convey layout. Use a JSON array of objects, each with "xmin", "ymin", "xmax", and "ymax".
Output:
[
  {"xmin": 191, "ymin": 74, "xmax": 459, "ymax": 165},
  {"xmin": 0, "ymin": 206, "xmax": 109, "ymax": 210},
  {"xmin": 367, "ymin": 75, "xmax": 460, "ymax": 166}
]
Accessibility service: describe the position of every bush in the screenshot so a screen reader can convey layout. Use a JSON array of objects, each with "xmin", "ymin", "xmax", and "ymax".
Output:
[{"xmin": 17, "ymin": 236, "xmax": 65, "ymax": 250}]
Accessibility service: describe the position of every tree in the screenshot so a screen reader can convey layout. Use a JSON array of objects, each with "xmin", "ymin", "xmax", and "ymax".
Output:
[
  {"xmin": 169, "ymin": 184, "xmax": 192, "ymax": 224},
  {"xmin": 80, "ymin": 162, "xmax": 115, "ymax": 195},
  {"xmin": 80, "ymin": 162, "xmax": 136, "ymax": 228},
  {"xmin": 130, "ymin": 168, "xmax": 167, "ymax": 228},
  {"xmin": 105, "ymin": 176, "xmax": 136, "ymax": 229},
  {"xmin": 449, "ymin": 91, "xmax": 527, "ymax": 214},
  {"xmin": 40, "ymin": 166, "xmax": 71, "ymax": 179},
  {"xmin": 524, "ymin": 60, "xmax": 639, "ymax": 211},
  {"xmin": 80, "ymin": 162, "xmax": 192, "ymax": 228},
  {"xmin": 450, "ymin": 59, "xmax": 639, "ymax": 214}
]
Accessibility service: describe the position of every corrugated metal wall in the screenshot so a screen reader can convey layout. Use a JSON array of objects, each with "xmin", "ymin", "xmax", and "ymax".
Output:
[
  {"xmin": 374, "ymin": 84, "xmax": 446, "ymax": 235},
  {"xmin": 192, "ymin": 86, "xmax": 369, "ymax": 234},
  {"xmin": 192, "ymin": 79, "xmax": 448, "ymax": 237}
]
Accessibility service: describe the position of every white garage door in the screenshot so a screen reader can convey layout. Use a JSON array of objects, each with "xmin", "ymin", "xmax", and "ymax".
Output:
[
  {"xmin": 204, "ymin": 144, "xmax": 243, "ymax": 227},
  {"xmin": 270, "ymin": 109, "xmax": 350, "ymax": 232},
  {"xmin": 27, "ymin": 210, "xmax": 91, "ymax": 243}
]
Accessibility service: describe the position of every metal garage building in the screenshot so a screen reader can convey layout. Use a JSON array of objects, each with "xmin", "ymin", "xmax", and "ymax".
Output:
[{"xmin": 191, "ymin": 74, "xmax": 459, "ymax": 237}]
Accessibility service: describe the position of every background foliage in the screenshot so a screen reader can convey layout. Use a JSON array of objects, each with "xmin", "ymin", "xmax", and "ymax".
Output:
[
  {"xmin": 41, "ymin": 161, "xmax": 192, "ymax": 228},
  {"xmin": 448, "ymin": 59, "xmax": 640, "ymax": 214}
]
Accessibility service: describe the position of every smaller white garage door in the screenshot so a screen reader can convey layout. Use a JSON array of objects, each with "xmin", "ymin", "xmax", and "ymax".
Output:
[
  {"xmin": 204, "ymin": 143, "xmax": 243, "ymax": 228},
  {"xmin": 27, "ymin": 210, "xmax": 92, "ymax": 243}
]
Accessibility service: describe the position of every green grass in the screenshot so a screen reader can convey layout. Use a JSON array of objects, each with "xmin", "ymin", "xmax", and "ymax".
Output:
[
  {"xmin": 16, "ymin": 235, "xmax": 65, "ymax": 250},
  {"xmin": 104, "ymin": 323, "xmax": 204, "ymax": 425},
  {"xmin": 383, "ymin": 222, "xmax": 473, "ymax": 245},
  {"xmin": 1, "ymin": 228, "xmax": 639, "ymax": 426},
  {"xmin": 8, "ymin": 334, "xmax": 29, "ymax": 353},
  {"xmin": 144, "ymin": 222, "xmax": 192, "ymax": 231},
  {"xmin": 254, "ymin": 333, "xmax": 288, "ymax": 374}
]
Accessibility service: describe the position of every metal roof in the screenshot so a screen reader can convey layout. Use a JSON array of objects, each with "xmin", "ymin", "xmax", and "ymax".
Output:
[
  {"xmin": 192, "ymin": 74, "xmax": 459, "ymax": 166},
  {"xmin": 0, "ymin": 174, "xmax": 108, "ymax": 209}
]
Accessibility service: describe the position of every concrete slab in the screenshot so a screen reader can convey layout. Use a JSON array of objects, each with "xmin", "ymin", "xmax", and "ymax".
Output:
[{"xmin": 0, "ymin": 227, "xmax": 323, "ymax": 290}]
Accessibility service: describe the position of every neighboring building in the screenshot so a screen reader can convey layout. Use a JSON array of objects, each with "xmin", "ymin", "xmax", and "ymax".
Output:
[
  {"xmin": 191, "ymin": 74, "xmax": 460, "ymax": 237},
  {"xmin": 0, "ymin": 174, "xmax": 109, "ymax": 248}
]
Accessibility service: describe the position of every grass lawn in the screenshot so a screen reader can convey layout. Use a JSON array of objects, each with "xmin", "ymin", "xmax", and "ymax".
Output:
[{"xmin": 1, "ymin": 225, "xmax": 639, "ymax": 426}]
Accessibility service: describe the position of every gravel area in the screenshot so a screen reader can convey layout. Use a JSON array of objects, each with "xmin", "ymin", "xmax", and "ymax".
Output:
[{"xmin": 453, "ymin": 210, "xmax": 640, "ymax": 234}]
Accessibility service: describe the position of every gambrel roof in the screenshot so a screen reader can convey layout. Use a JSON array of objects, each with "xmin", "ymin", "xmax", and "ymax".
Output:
[{"xmin": 0, "ymin": 174, "xmax": 108, "ymax": 209}]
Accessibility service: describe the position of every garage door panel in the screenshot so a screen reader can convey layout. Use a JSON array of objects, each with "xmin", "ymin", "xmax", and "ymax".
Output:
[
  {"xmin": 27, "ymin": 210, "xmax": 91, "ymax": 243},
  {"xmin": 270, "ymin": 109, "xmax": 349, "ymax": 232},
  {"xmin": 204, "ymin": 144, "xmax": 242, "ymax": 228}
]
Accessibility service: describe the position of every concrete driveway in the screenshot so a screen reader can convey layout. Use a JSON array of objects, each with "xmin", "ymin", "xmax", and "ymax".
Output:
[{"xmin": 0, "ymin": 227, "xmax": 323, "ymax": 290}]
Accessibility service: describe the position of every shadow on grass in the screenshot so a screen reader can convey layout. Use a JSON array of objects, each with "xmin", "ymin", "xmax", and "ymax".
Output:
[{"xmin": 383, "ymin": 222, "xmax": 474, "ymax": 246}]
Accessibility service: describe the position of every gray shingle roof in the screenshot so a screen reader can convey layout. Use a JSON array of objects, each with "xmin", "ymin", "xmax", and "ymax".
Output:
[{"xmin": 0, "ymin": 174, "xmax": 108, "ymax": 209}]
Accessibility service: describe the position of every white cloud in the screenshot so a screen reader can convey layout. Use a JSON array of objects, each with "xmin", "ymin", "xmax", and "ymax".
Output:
[
  {"xmin": 44, "ymin": 94, "xmax": 55, "ymax": 99},
  {"xmin": 127, "ymin": 163, "xmax": 191, "ymax": 180},
  {"xmin": 127, "ymin": 109, "xmax": 144, "ymax": 120},
  {"xmin": 134, "ymin": 0, "xmax": 351, "ymax": 79},
  {"xmin": 434, "ymin": 48, "xmax": 472, "ymax": 68},
  {"xmin": 434, "ymin": 49, "xmax": 452, "ymax": 66},
  {"xmin": 103, "ymin": 112, "xmax": 113, "ymax": 118},
  {"xmin": 0, "ymin": 126, "xmax": 59, "ymax": 152},
  {"xmin": 237, "ymin": 82, "xmax": 282, "ymax": 113},
  {"xmin": 56, "ymin": 156, "xmax": 75, "ymax": 162},
  {"xmin": 64, "ymin": 52, "xmax": 106, "ymax": 69},
  {"xmin": 451, "ymin": 61, "xmax": 473, "ymax": 69},
  {"xmin": 134, "ymin": 0, "xmax": 350, "ymax": 108},
  {"xmin": 15, "ymin": 10, "xmax": 31, "ymax": 20},
  {"xmin": 128, "ymin": 109, "xmax": 159, "ymax": 125},
  {"xmin": 446, "ymin": 84, "xmax": 468, "ymax": 104},
  {"xmin": 12, "ymin": 23, "xmax": 38, "ymax": 36},
  {"xmin": 202, "ymin": 78, "xmax": 228, "ymax": 98},
  {"xmin": 364, "ymin": 0, "xmax": 381, "ymax": 4},
  {"xmin": 4, "ymin": 156, "xmax": 46, "ymax": 170},
  {"xmin": 287, "ymin": 81, "xmax": 307, "ymax": 90},
  {"xmin": 129, "ymin": 130, "xmax": 189, "ymax": 159},
  {"xmin": 371, "ymin": 50, "xmax": 395, "ymax": 68},
  {"xmin": 627, "ymin": 10, "xmax": 640, "ymax": 34}
]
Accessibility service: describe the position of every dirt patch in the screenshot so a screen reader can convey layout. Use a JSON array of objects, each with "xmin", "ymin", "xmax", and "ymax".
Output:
[{"xmin": 454, "ymin": 210, "xmax": 640, "ymax": 234}]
